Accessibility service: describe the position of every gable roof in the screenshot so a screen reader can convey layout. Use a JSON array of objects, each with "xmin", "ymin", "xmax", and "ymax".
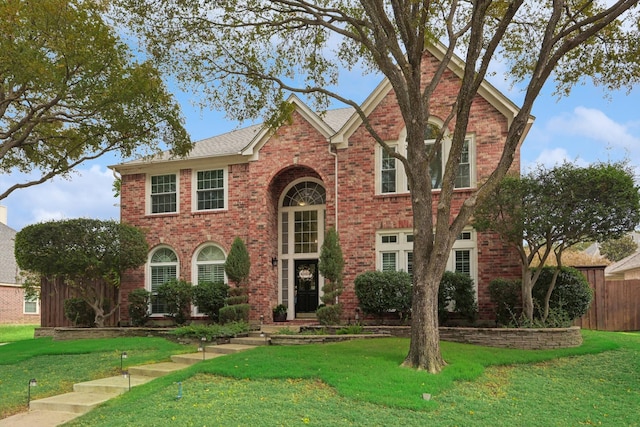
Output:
[
  {"xmin": 0, "ymin": 223, "xmax": 18, "ymax": 285},
  {"xmin": 112, "ymin": 43, "xmax": 530, "ymax": 172},
  {"xmin": 605, "ymin": 250, "xmax": 640, "ymax": 277},
  {"xmin": 331, "ymin": 43, "xmax": 533, "ymax": 146}
]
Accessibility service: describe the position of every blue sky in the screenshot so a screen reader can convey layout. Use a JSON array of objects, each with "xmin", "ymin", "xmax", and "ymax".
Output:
[{"xmin": 1, "ymin": 68, "xmax": 638, "ymax": 231}]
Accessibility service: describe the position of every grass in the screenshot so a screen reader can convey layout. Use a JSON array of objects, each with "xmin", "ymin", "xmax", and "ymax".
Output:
[
  {"xmin": 0, "ymin": 336, "xmax": 196, "ymax": 418},
  {"xmin": 62, "ymin": 330, "xmax": 640, "ymax": 426},
  {"xmin": 0, "ymin": 324, "xmax": 38, "ymax": 342}
]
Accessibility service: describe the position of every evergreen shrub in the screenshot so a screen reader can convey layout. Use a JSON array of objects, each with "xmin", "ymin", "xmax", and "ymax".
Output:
[{"xmin": 128, "ymin": 288, "xmax": 151, "ymax": 326}]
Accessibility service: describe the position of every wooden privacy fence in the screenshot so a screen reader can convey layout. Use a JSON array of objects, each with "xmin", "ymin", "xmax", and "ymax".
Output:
[
  {"xmin": 575, "ymin": 266, "xmax": 640, "ymax": 332},
  {"xmin": 40, "ymin": 277, "xmax": 119, "ymax": 327}
]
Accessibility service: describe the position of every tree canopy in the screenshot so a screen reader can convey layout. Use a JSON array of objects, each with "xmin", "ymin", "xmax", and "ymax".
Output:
[
  {"xmin": 475, "ymin": 162, "xmax": 640, "ymax": 321},
  {"xmin": 15, "ymin": 218, "xmax": 148, "ymax": 327},
  {"xmin": 0, "ymin": 0, "xmax": 192, "ymax": 200},
  {"xmin": 114, "ymin": 0, "xmax": 640, "ymax": 373},
  {"xmin": 600, "ymin": 235, "xmax": 638, "ymax": 262}
]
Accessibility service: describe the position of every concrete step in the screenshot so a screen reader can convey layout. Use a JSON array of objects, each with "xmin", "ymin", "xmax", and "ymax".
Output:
[
  {"xmin": 204, "ymin": 343, "xmax": 256, "ymax": 355},
  {"xmin": 231, "ymin": 336, "xmax": 271, "ymax": 346},
  {"xmin": 170, "ymin": 352, "xmax": 225, "ymax": 365},
  {"xmin": 73, "ymin": 375, "xmax": 153, "ymax": 394},
  {"xmin": 29, "ymin": 391, "xmax": 116, "ymax": 414},
  {"xmin": 0, "ymin": 410, "xmax": 80, "ymax": 427},
  {"xmin": 129, "ymin": 361, "xmax": 193, "ymax": 376}
]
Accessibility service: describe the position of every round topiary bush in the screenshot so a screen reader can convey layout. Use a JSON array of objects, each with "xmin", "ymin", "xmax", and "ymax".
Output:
[
  {"xmin": 354, "ymin": 270, "xmax": 412, "ymax": 323},
  {"xmin": 532, "ymin": 266, "xmax": 593, "ymax": 321},
  {"xmin": 192, "ymin": 281, "xmax": 229, "ymax": 323}
]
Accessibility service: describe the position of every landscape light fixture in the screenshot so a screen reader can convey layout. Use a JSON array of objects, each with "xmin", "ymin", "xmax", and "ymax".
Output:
[
  {"xmin": 199, "ymin": 337, "xmax": 207, "ymax": 360},
  {"xmin": 27, "ymin": 378, "xmax": 37, "ymax": 409},
  {"xmin": 121, "ymin": 351, "xmax": 128, "ymax": 371},
  {"xmin": 122, "ymin": 370, "xmax": 131, "ymax": 391}
]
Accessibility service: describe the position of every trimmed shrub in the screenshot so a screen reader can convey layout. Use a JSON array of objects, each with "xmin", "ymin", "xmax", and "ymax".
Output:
[
  {"xmin": 225, "ymin": 294, "xmax": 249, "ymax": 305},
  {"xmin": 316, "ymin": 304, "xmax": 342, "ymax": 325},
  {"xmin": 219, "ymin": 303, "xmax": 251, "ymax": 324},
  {"xmin": 192, "ymin": 281, "xmax": 229, "ymax": 323},
  {"xmin": 170, "ymin": 321, "xmax": 250, "ymax": 341},
  {"xmin": 225, "ymin": 237, "xmax": 250, "ymax": 286},
  {"xmin": 157, "ymin": 279, "xmax": 193, "ymax": 326},
  {"xmin": 489, "ymin": 278, "xmax": 522, "ymax": 326},
  {"xmin": 532, "ymin": 266, "xmax": 593, "ymax": 321},
  {"xmin": 438, "ymin": 271, "xmax": 478, "ymax": 325},
  {"xmin": 318, "ymin": 227, "xmax": 345, "ymax": 308},
  {"xmin": 64, "ymin": 298, "xmax": 95, "ymax": 327},
  {"xmin": 128, "ymin": 288, "xmax": 151, "ymax": 326},
  {"xmin": 354, "ymin": 271, "xmax": 412, "ymax": 323}
]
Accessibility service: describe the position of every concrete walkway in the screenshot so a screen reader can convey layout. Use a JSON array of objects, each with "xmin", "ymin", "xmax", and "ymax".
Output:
[{"xmin": 0, "ymin": 334, "xmax": 271, "ymax": 427}]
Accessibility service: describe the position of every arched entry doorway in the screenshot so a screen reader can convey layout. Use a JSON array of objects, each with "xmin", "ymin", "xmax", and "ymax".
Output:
[{"xmin": 278, "ymin": 179, "xmax": 326, "ymax": 319}]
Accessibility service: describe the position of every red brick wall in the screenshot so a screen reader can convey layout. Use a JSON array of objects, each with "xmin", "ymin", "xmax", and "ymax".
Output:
[
  {"xmin": 0, "ymin": 285, "xmax": 40, "ymax": 325},
  {"xmin": 119, "ymin": 52, "xmax": 521, "ymax": 324}
]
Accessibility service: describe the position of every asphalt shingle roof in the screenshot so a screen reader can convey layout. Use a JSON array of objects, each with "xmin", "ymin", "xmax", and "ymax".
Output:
[{"xmin": 119, "ymin": 107, "xmax": 355, "ymax": 167}]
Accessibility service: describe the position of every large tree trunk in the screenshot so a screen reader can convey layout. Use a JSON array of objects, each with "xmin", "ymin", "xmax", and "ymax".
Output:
[
  {"xmin": 401, "ymin": 154, "xmax": 450, "ymax": 373},
  {"xmin": 522, "ymin": 267, "xmax": 534, "ymax": 321},
  {"xmin": 402, "ymin": 266, "xmax": 447, "ymax": 373}
]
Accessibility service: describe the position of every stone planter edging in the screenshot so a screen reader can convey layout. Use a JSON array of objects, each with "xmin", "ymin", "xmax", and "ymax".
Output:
[
  {"xmin": 269, "ymin": 333, "xmax": 390, "ymax": 346},
  {"xmin": 438, "ymin": 326, "xmax": 583, "ymax": 350},
  {"xmin": 299, "ymin": 325, "xmax": 582, "ymax": 350},
  {"xmin": 38, "ymin": 325, "xmax": 583, "ymax": 350}
]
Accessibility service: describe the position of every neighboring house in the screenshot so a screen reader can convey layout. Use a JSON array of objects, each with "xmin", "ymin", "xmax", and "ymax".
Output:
[
  {"xmin": 605, "ymin": 252, "xmax": 640, "ymax": 280},
  {"xmin": 0, "ymin": 206, "xmax": 39, "ymax": 324},
  {"xmin": 112, "ymin": 45, "xmax": 530, "ymax": 325},
  {"xmin": 584, "ymin": 231, "xmax": 640, "ymax": 258}
]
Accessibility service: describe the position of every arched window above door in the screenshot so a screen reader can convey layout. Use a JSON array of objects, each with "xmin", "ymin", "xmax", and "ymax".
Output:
[{"xmin": 283, "ymin": 181, "xmax": 326, "ymax": 207}]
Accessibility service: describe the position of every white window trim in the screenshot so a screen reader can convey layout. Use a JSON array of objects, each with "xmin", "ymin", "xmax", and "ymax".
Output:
[
  {"xmin": 146, "ymin": 245, "xmax": 179, "ymax": 317},
  {"xmin": 376, "ymin": 230, "xmax": 413, "ymax": 273},
  {"xmin": 375, "ymin": 228, "xmax": 478, "ymax": 297},
  {"xmin": 375, "ymin": 128, "xmax": 476, "ymax": 195},
  {"xmin": 191, "ymin": 243, "xmax": 227, "ymax": 316},
  {"xmin": 146, "ymin": 172, "xmax": 180, "ymax": 215},
  {"xmin": 192, "ymin": 167, "xmax": 228, "ymax": 212},
  {"xmin": 23, "ymin": 296, "xmax": 39, "ymax": 315}
]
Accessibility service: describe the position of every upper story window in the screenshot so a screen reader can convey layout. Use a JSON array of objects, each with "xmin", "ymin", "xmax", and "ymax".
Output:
[
  {"xmin": 195, "ymin": 169, "xmax": 226, "ymax": 211},
  {"xmin": 376, "ymin": 125, "xmax": 475, "ymax": 194},
  {"xmin": 381, "ymin": 147, "xmax": 397, "ymax": 193},
  {"xmin": 150, "ymin": 174, "xmax": 177, "ymax": 214}
]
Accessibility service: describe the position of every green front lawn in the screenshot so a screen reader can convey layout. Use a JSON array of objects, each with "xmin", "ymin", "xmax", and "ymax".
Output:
[
  {"xmin": 64, "ymin": 330, "xmax": 640, "ymax": 426},
  {"xmin": 0, "ymin": 336, "xmax": 196, "ymax": 418},
  {"xmin": 0, "ymin": 324, "xmax": 38, "ymax": 342}
]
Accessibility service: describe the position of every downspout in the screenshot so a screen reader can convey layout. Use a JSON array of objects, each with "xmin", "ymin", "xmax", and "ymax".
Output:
[{"xmin": 328, "ymin": 142, "xmax": 338, "ymax": 232}]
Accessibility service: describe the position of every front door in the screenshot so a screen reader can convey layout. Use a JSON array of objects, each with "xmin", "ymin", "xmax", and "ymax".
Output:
[{"xmin": 295, "ymin": 259, "xmax": 319, "ymax": 314}]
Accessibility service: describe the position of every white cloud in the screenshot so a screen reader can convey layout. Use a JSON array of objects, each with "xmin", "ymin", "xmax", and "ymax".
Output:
[
  {"xmin": 547, "ymin": 107, "xmax": 640, "ymax": 149},
  {"xmin": 522, "ymin": 147, "xmax": 589, "ymax": 172},
  {"xmin": 1, "ymin": 164, "xmax": 118, "ymax": 230}
]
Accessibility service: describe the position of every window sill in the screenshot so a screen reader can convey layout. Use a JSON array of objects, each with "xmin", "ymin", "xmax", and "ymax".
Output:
[{"xmin": 145, "ymin": 212, "xmax": 179, "ymax": 218}]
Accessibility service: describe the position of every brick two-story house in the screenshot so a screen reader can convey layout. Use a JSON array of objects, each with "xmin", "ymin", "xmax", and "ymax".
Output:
[{"xmin": 113, "ymin": 46, "xmax": 530, "ymax": 325}]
